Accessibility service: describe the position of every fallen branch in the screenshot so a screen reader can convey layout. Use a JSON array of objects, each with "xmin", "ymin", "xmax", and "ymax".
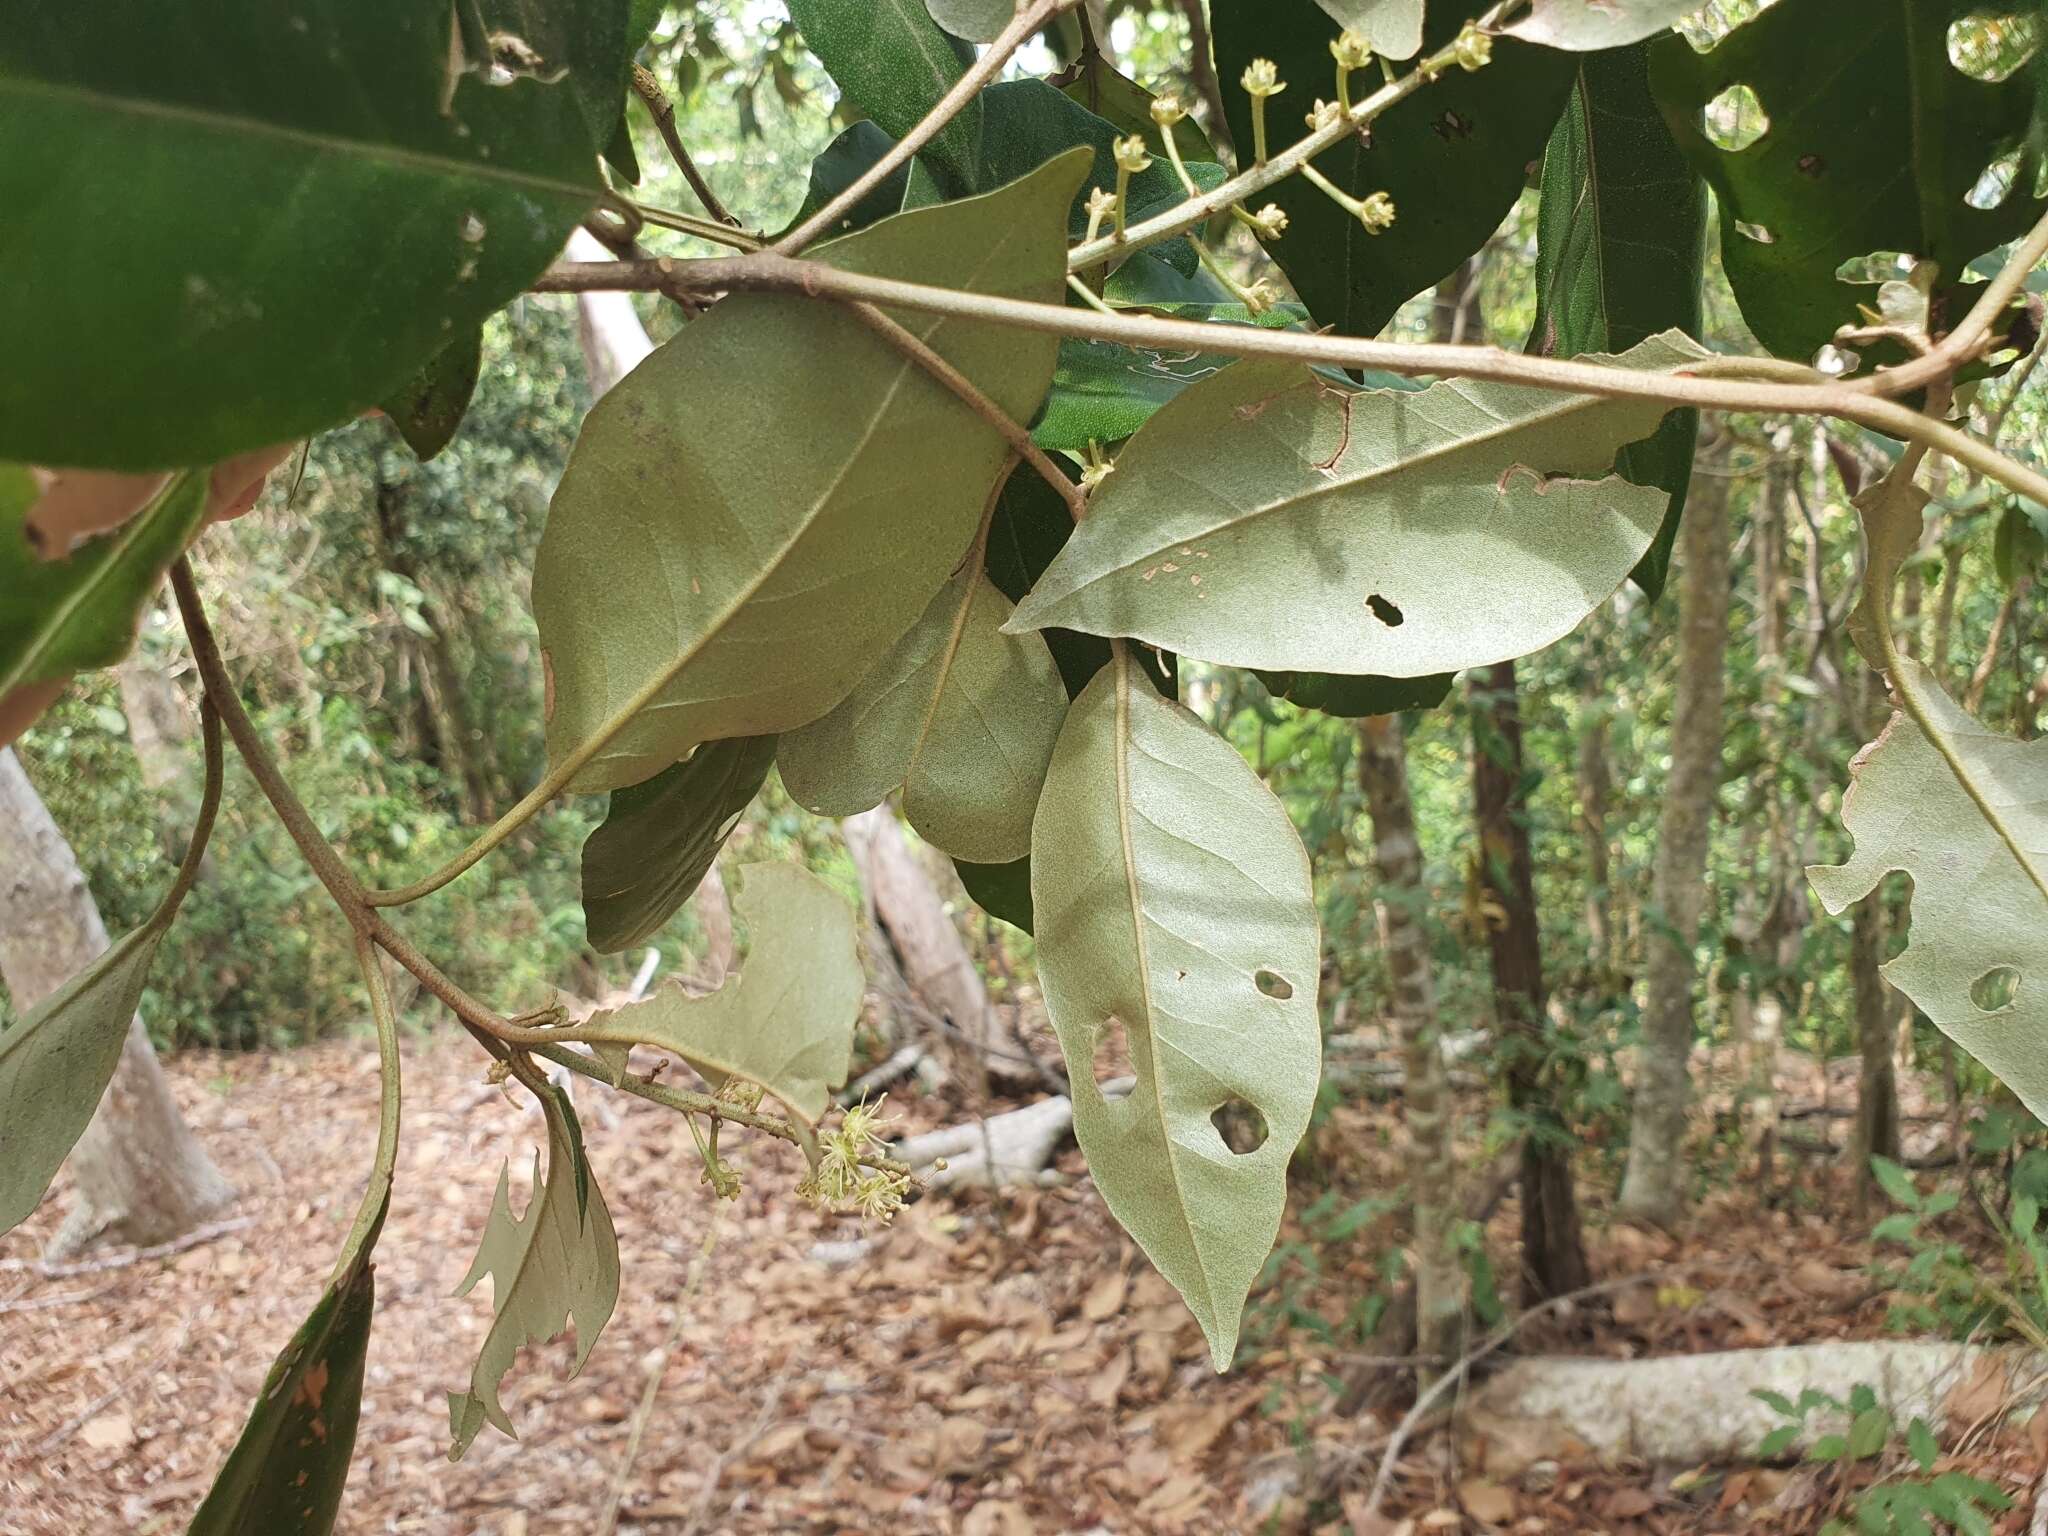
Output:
[
  {"xmin": 0, "ymin": 1214, "xmax": 257, "ymax": 1277},
  {"xmin": 893, "ymin": 1078, "xmax": 1134, "ymax": 1190}
]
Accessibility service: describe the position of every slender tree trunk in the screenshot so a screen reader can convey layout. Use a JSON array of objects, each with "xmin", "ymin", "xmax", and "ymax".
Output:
[
  {"xmin": 1357, "ymin": 713, "xmax": 1463, "ymax": 1367},
  {"xmin": 1849, "ymin": 898, "xmax": 1902, "ymax": 1215},
  {"xmin": 1617, "ymin": 444, "xmax": 1730, "ymax": 1226},
  {"xmin": 1470, "ymin": 661, "xmax": 1590, "ymax": 1303},
  {"xmin": 1575, "ymin": 665, "xmax": 1616, "ymax": 992},
  {"xmin": 0, "ymin": 749, "xmax": 232, "ymax": 1257}
]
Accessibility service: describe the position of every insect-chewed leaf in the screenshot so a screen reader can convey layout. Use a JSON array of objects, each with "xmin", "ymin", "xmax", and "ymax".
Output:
[
  {"xmin": 1214, "ymin": 3, "xmax": 1574, "ymax": 338},
  {"xmin": 1032, "ymin": 649, "xmax": 1321, "ymax": 1369},
  {"xmin": 1810, "ymin": 660, "xmax": 2048, "ymax": 1125},
  {"xmin": 2, "ymin": 469, "xmax": 209, "ymax": 740},
  {"xmin": 780, "ymin": 551, "xmax": 1068, "ymax": 865},
  {"xmin": 188, "ymin": 1195, "xmax": 386, "ymax": 1536},
  {"xmin": 1531, "ymin": 45, "xmax": 1706, "ymax": 598},
  {"xmin": 1499, "ymin": 0, "xmax": 1698, "ymax": 48},
  {"xmin": 581, "ymin": 734, "xmax": 778, "ymax": 953},
  {"xmin": 1648, "ymin": 0, "xmax": 2041, "ymax": 363},
  {"xmin": 0, "ymin": 0, "xmax": 628, "ymax": 469},
  {"xmin": 1006, "ymin": 334, "xmax": 1704, "ymax": 676},
  {"xmin": 448, "ymin": 1087, "xmax": 620, "ymax": 1459},
  {"xmin": 571, "ymin": 863, "xmax": 862, "ymax": 1122},
  {"xmin": 531, "ymin": 149, "xmax": 1087, "ymax": 794}
]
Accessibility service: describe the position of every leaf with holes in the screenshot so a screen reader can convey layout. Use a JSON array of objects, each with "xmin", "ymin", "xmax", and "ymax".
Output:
[
  {"xmin": 0, "ymin": 0, "xmax": 628, "ymax": 469},
  {"xmin": 448, "ymin": 1084, "xmax": 620, "ymax": 1459},
  {"xmin": 569, "ymin": 863, "xmax": 862, "ymax": 1121},
  {"xmin": 581, "ymin": 734, "xmax": 778, "ymax": 953},
  {"xmin": 1006, "ymin": 335, "xmax": 1702, "ymax": 675},
  {"xmin": 1032, "ymin": 647, "xmax": 1321, "ymax": 1367},
  {"xmin": 532, "ymin": 150, "xmax": 1085, "ymax": 793},
  {"xmin": 1809, "ymin": 659, "xmax": 2048, "ymax": 1125},
  {"xmin": 1499, "ymin": 0, "xmax": 1698, "ymax": 48},
  {"xmin": 786, "ymin": 0, "xmax": 981, "ymax": 196},
  {"xmin": 1313, "ymin": 0, "xmax": 1424, "ymax": 60},
  {"xmin": 1213, "ymin": 3, "xmax": 1575, "ymax": 337},
  {"xmin": 780, "ymin": 545, "xmax": 1069, "ymax": 866},
  {"xmin": 189, "ymin": 1194, "xmax": 385, "ymax": 1536},
  {"xmin": 1531, "ymin": 44, "xmax": 1707, "ymax": 598},
  {"xmin": 1648, "ymin": 0, "xmax": 2042, "ymax": 363},
  {"xmin": 2, "ymin": 469, "xmax": 209, "ymax": 745}
]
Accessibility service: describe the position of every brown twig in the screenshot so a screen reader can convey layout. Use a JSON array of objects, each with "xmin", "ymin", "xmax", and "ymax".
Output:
[
  {"xmin": 630, "ymin": 64, "xmax": 741, "ymax": 228},
  {"xmin": 0, "ymin": 1215, "xmax": 257, "ymax": 1277}
]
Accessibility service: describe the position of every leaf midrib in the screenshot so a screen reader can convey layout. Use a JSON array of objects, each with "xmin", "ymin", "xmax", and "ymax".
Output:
[{"xmin": 3, "ymin": 76, "xmax": 601, "ymax": 205}]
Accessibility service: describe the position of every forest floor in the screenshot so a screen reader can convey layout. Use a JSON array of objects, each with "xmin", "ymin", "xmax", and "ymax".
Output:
[{"xmin": 1, "ymin": 1037, "xmax": 2042, "ymax": 1535}]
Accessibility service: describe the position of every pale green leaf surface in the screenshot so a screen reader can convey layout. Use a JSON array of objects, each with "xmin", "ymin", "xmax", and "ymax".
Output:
[
  {"xmin": 188, "ymin": 1194, "xmax": 385, "ymax": 1536},
  {"xmin": 0, "ymin": 0, "xmax": 627, "ymax": 469},
  {"xmin": 2, "ymin": 470, "xmax": 209, "ymax": 709},
  {"xmin": 1809, "ymin": 660, "xmax": 2048, "ymax": 1125},
  {"xmin": 1032, "ymin": 651, "xmax": 1321, "ymax": 1367},
  {"xmin": 581, "ymin": 734, "xmax": 778, "ymax": 953},
  {"xmin": 1007, "ymin": 336, "xmax": 1703, "ymax": 675},
  {"xmin": 1313, "ymin": 0, "xmax": 1425, "ymax": 59},
  {"xmin": 532, "ymin": 150, "xmax": 1087, "ymax": 793},
  {"xmin": 448, "ymin": 1088, "xmax": 620, "ymax": 1459},
  {"xmin": 0, "ymin": 925, "xmax": 167, "ymax": 1234},
  {"xmin": 780, "ymin": 563, "xmax": 1068, "ymax": 865},
  {"xmin": 571, "ymin": 864, "xmax": 862, "ymax": 1122},
  {"xmin": 926, "ymin": 0, "xmax": 1013, "ymax": 43},
  {"xmin": 1499, "ymin": 0, "xmax": 1696, "ymax": 48}
]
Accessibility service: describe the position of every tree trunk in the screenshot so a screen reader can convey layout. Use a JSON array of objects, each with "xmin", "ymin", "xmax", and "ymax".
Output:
[
  {"xmin": 1850, "ymin": 896, "xmax": 1902, "ymax": 1216},
  {"xmin": 1617, "ymin": 443, "xmax": 1730, "ymax": 1226},
  {"xmin": 1469, "ymin": 661, "xmax": 1590, "ymax": 1303},
  {"xmin": 0, "ymin": 748, "xmax": 232, "ymax": 1257},
  {"xmin": 1357, "ymin": 713, "xmax": 1463, "ymax": 1367},
  {"xmin": 1575, "ymin": 672, "xmax": 1615, "ymax": 992}
]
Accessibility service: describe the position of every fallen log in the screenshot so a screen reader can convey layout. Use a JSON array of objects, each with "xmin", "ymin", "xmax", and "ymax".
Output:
[
  {"xmin": 1459, "ymin": 1341, "xmax": 2048, "ymax": 1476},
  {"xmin": 893, "ymin": 1077, "xmax": 1133, "ymax": 1190}
]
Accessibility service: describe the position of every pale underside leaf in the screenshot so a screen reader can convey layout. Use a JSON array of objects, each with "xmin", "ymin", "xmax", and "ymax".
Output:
[
  {"xmin": 1007, "ymin": 334, "xmax": 1704, "ymax": 675},
  {"xmin": 1809, "ymin": 659, "xmax": 2048, "ymax": 1125},
  {"xmin": 570, "ymin": 863, "xmax": 863, "ymax": 1122},
  {"xmin": 1497, "ymin": 0, "xmax": 1697, "ymax": 48},
  {"xmin": 532, "ymin": 150, "xmax": 1087, "ymax": 795},
  {"xmin": 1314, "ymin": 0, "xmax": 1425, "ymax": 60},
  {"xmin": 1031, "ymin": 650, "xmax": 1322, "ymax": 1368},
  {"xmin": 778, "ymin": 553, "xmax": 1069, "ymax": 865},
  {"xmin": 448, "ymin": 1086, "xmax": 620, "ymax": 1459},
  {"xmin": 925, "ymin": 0, "xmax": 1013, "ymax": 43}
]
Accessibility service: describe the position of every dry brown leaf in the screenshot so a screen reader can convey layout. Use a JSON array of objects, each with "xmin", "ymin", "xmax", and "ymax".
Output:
[
  {"xmin": 1162, "ymin": 1387, "xmax": 1259, "ymax": 1459},
  {"xmin": 1603, "ymin": 1486, "xmax": 1656, "ymax": 1518},
  {"xmin": 1088, "ymin": 1347, "xmax": 1131, "ymax": 1408},
  {"xmin": 79, "ymin": 1413, "xmax": 135, "ymax": 1452},
  {"xmin": 1457, "ymin": 1477, "xmax": 1516, "ymax": 1525},
  {"xmin": 1081, "ymin": 1268, "xmax": 1128, "ymax": 1322},
  {"xmin": 1942, "ymin": 1351, "xmax": 2010, "ymax": 1429},
  {"xmin": 964, "ymin": 1499, "xmax": 1037, "ymax": 1536}
]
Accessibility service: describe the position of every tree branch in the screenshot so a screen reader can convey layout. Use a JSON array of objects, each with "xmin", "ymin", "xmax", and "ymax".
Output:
[
  {"xmin": 772, "ymin": 0, "xmax": 1081, "ymax": 255},
  {"xmin": 631, "ymin": 64, "xmax": 741, "ymax": 228}
]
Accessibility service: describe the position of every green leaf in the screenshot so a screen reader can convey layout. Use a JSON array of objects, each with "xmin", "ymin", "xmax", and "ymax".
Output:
[
  {"xmin": 1255, "ymin": 670, "xmax": 1453, "ymax": 718},
  {"xmin": 1499, "ymin": 0, "xmax": 1698, "ymax": 48},
  {"xmin": 1531, "ymin": 45, "xmax": 1706, "ymax": 600},
  {"xmin": 533, "ymin": 150, "xmax": 1087, "ymax": 793},
  {"xmin": 1007, "ymin": 335, "xmax": 1702, "ymax": 676},
  {"xmin": 780, "ymin": 549, "xmax": 1069, "ymax": 866},
  {"xmin": 569, "ymin": 863, "xmax": 862, "ymax": 1121},
  {"xmin": 0, "ymin": 0, "xmax": 628, "ymax": 470},
  {"xmin": 1, "ymin": 698, "xmax": 217, "ymax": 1235},
  {"xmin": 926, "ymin": 0, "xmax": 1011, "ymax": 43},
  {"xmin": 1213, "ymin": 4, "xmax": 1575, "ymax": 337},
  {"xmin": 1808, "ymin": 1433, "xmax": 1850, "ymax": 1462},
  {"xmin": 1054, "ymin": 53, "xmax": 1215, "ymax": 161},
  {"xmin": 1313, "ymin": 0, "xmax": 1424, "ymax": 60},
  {"xmin": 955, "ymin": 855, "xmax": 1035, "ymax": 932},
  {"xmin": 380, "ymin": 330, "xmax": 484, "ymax": 463},
  {"xmin": 1648, "ymin": 0, "xmax": 2042, "ymax": 363},
  {"xmin": 786, "ymin": 0, "xmax": 981, "ymax": 196},
  {"xmin": 1847, "ymin": 1406, "xmax": 1892, "ymax": 1460},
  {"xmin": 1032, "ymin": 648, "xmax": 1322, "ymax": 1368},
  {"xmin": 1870, "ymin": 1155, "xmax": 1922, "ymax": 1209},
  {"xmin": 581, "ymin": 734, "xmax": 778, "ymax": 953},
  {"xmin": 1032, "ymin": 338, "xmax": 1243, "ymax": 453},
  {"xmin": 1758, "ymin": 1424, "xmax": 1800, "ymax": 1459},
  {"xmin": 781, "ymin": 120, "xmax": 915, "ymax": 240},
  {"xmin": 1908, "ymin": 1415, "xmax": 1941, "ymax": 1472},
  {"xmin": 1752, "ymin": 1388, "xmax": 1800, "ymax": 1418},
  {"xmin": 448, "ymin": 1084, "xmax": 620, "ymax": 1459},
  {"xmin": 1811, "ymin": 661, "xmax": 2048, "ymax": 1127},
  {"xmin": 1995, "ymin": 499, "xmax": 2048, "ymax": 588},
  {"xmin": 1871, "ymin": 1212, "xmax": 1921, "ymax": 1243},
  {"xmin": 188, "ymin": 1195, "xmax": 384, "ymax": 1536},
  {"xmin": 3, "ymin": 470, "xmax": 209, "ymax": 721}
]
